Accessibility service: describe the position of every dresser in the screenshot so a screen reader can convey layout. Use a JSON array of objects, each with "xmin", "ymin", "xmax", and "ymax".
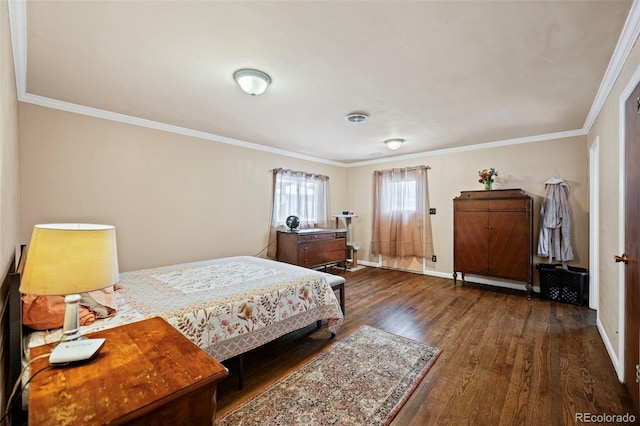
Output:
[
  {"xmin": 453, "ymin": 189, "xmax": 533, "ymax": 297},
  {"xmin": 277, "ymin": 228, "xmax": 347, "ymax": 269},
  {"xmin": 28, "ymin": 317, "xmax": 229, "ymax": 425}
]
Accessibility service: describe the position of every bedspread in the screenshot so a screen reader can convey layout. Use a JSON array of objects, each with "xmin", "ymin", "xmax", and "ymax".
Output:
[
  {"xmin": 26, "ymin": 256, "xmax": 343, "ymax": 362},
  {"xmin": 117, "ymin": 256, "xmax": 343, "ymax": 360}
]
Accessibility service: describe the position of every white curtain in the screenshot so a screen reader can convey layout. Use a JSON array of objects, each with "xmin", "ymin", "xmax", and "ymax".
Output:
[
  {"xmin": 371, "ymin": 166, "xmax": 433, "ymax": 258},
  {"xmin": 267, "ymin": 168, "xmax": 331, "ymax": 258}
]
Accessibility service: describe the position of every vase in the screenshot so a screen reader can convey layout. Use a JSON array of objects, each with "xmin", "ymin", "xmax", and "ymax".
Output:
[{"xmin": 483, "ymin": 180, "xmax": 492, "ymax": 190}]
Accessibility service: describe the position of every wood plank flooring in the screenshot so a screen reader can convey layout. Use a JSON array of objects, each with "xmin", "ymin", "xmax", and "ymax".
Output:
[{"xmin": 216, "ymin": 267, "xmax": 636, "ymax": 425}]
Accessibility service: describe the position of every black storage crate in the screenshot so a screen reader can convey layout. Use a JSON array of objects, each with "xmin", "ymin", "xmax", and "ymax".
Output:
[{"xmin": 536, "ymin": 263, "xmax": 589, "ymax": 306}]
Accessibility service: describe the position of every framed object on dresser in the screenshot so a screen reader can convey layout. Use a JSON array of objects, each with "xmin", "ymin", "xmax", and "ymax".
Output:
[{"xmin": 453, "ymin": 189, "xmax": 534, "ymax": 298}]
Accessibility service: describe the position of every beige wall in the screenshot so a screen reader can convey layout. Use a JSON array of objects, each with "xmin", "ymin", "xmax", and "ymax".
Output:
[
  {"xmin": 18, "ymin": 104, "xmax": 348, "ymax": 272},
  {"xmin": 0, "ymin": 0, "xmax": 20, "ymax": 414},
  {"xmin": 346, "ymin": 136, "xmax": 590, "ymax": 287},
  {"xmin": 588, "ymin": 26, "xmax": 640, "ymax": 366}
]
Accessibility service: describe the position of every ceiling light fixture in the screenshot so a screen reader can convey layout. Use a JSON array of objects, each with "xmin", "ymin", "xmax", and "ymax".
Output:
[
  {"xmin": 233, "ymin": 69, "xmax": 271, "ymax": 96},
  {"xmin": 384, "ymin": 138, "xmax": 405, "ymax": 150}
]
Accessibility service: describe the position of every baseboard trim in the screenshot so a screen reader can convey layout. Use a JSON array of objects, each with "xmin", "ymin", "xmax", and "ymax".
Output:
[
  {"xmin": 454, "ymin": 274, "xmax": 539, "ymax": 293},
  {"xmin": 597, "ymin": 317, "xmax": 623, "ymax": 382}
]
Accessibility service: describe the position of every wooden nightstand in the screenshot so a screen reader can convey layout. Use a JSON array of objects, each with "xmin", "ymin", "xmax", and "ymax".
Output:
[{"xmin": 28, "ymin": 317, "xmax": 229, "ymax": 425}]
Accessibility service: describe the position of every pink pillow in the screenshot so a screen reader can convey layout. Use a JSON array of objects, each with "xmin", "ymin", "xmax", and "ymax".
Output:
[{"xmin": 22, "ymin": 294, "xmax": 97, "ymax": 330}]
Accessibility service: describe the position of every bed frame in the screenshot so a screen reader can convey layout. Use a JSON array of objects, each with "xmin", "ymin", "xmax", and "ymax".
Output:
[{"xmin": 2, "ymin": 245, "xmax": 26, "ymax": 425}]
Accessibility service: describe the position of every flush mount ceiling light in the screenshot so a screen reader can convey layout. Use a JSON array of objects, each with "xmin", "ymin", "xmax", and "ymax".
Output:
[
  {"xmin": 345, "ymin": 112, "xmax": 369, "ymax": 123},
  {"xmin": 384, "ymin": 138, "xmax": 405, "ymax": 150},
  {"xmin": 233, "ymin": 69, "xmax": 271, "ymax": 96}
]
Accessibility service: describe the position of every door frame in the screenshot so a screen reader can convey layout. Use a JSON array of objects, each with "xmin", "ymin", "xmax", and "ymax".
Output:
[{"xmin": 589, "ymin": 137, "xmax": 600, "ymax": 311}]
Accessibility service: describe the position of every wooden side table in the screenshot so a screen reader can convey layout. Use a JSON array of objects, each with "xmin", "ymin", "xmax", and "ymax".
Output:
[{"xmin": 28, "ymin": 317, "xmax": 229, "ymax": 425}]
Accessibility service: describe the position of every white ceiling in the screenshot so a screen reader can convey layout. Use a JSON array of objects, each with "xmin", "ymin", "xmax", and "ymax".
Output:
[{"xmin": 10, "ymin": 0, "xmax": 635, "ymax": 165}]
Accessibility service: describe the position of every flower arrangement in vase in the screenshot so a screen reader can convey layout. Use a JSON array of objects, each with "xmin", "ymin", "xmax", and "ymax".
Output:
[{"xmin": 478, "ymin": 168, "xmax": 498, "ymax": 190}]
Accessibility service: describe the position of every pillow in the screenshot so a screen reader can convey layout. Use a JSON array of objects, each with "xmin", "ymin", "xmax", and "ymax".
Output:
[
  {"xmin": 21, "ymin": 295, "xmax": 97, "ymax": 331},
  {"xmin": 21, "ymin": 285, "xmax": 119, "ymax": 330},
  {"xmin": 79, "ymin": 286, "xmax": 118, "ymax": 318}
]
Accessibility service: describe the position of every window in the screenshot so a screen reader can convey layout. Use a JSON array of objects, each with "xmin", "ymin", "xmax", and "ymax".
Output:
[
  {"xmin": 273, "ymin": 172, "xmax": 328, "ymax": 224},
  {"xmin": 267, "ymin": 168, "xmax": 330, "ymax": 258},
  {"xmin": 371, "ymin": 166, "xmax": 433, "ymax": 259},
  {"xmin": 381, "ymin": 178, "xmax": 418, "ymax": 214}
]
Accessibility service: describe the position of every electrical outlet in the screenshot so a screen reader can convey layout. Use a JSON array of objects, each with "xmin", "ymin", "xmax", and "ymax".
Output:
[
  {"xmin": 431, "ymin": 255, "xmax": 437, "ymax": 262},
  {"xmin": 429, "ymin": 208, "xmax": 436, "ymax": 215}
]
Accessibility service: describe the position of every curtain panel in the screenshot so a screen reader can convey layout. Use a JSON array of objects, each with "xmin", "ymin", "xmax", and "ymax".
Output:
[
  {"xmin": 267, "ymin": 168, "xmax": 331, "ymax": 258},
  {"xmin": 371, "ymin": 166, "xmax": 434, "ymax": 259}
]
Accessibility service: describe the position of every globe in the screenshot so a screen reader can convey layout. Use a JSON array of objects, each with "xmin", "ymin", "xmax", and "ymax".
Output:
[{"xmin": 286, "ymin": 215, "xmax": 300, "ymax": 231}]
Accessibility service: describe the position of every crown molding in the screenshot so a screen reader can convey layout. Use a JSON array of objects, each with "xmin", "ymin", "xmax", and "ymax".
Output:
[
  {"xmin": 8, "ymin": 0, "xmax": 636, "ymax": 168},
  {"xmin": 20, "ymin": 93, "xmax": 345, "ymax": 167},
  {"xmin": 8, "ymin": 0, "xmax": 26, "ymax": 98},
  {"xmin": 583, "ymin": 0, "xmax": 640, "ymax": 132},
  {"xmin": 344, "ymin": 129, "xmax": 586, "ymax": 167},
  {"xmin": 18, "ymin": 91, "xmax": 590, "ymax": 169}
]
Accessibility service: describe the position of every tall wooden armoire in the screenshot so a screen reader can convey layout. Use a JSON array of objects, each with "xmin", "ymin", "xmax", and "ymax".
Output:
[{"xmin": 453, "ymin": 189, "xmax": 533, "ymax": 297}]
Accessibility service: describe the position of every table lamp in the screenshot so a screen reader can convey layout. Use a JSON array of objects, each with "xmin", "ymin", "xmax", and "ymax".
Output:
[{"xmin": 20, "ymin": 223, "xmax": 119, "ymax": 343}]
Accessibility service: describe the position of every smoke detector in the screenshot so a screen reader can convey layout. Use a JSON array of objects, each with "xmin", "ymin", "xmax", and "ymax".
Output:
[{"xmin": 345, "ymin": 112, "xmax": 369, "ymax": 123}]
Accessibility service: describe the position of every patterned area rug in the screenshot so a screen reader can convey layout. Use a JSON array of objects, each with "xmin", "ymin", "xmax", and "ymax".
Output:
[{"xmin": 217, "ymin": 325, "xmax": 441, "ymax": 426}]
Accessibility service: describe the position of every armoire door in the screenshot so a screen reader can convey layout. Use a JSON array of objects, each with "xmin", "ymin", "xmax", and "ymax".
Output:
[
  {"xmin": 454, "ymin": 207, "xmax": 490, "ymax": 275},
  {"xmin": 489, "ymin": 209, "xmax": 531, "ymax": 281}
]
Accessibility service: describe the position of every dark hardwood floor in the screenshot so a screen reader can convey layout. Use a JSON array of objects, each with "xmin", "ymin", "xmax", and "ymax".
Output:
[{"xmin": 216, "ymin": 267, "xmax": 636, "ymax": 425}]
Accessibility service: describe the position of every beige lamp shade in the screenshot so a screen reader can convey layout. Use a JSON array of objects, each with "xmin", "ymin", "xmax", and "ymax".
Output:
[{"xmin": 20, "ymin": 223, "xmax": 119, "ymax": 295}]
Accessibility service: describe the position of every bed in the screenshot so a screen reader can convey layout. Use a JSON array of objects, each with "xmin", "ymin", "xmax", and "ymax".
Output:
[
  {"xmin": 26, "ymin": 255, "xmax": 344, "ymax": 360},
  {"xmin": 6, "ymin": 253, "xmax": 345, "ymax": 423}
]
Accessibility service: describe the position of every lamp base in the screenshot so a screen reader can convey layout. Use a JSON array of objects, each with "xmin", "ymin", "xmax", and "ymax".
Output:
[{"xmin": 61, "ymin": 293, "xmax": 83, "ymax": 341}]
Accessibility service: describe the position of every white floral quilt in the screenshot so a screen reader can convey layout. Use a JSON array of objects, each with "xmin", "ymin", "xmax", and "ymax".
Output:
[{"xmin": 27, "ymin": 256, "xmax": 344, "ymax": 362}]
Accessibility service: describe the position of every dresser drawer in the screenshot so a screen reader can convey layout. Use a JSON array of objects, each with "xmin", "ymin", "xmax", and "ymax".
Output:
[
  {"xmin": 299, "ymin": 250, "xmax": 346, "ymax": 268},
  {"xmin": 299, "ymin": 239, "xmax": 345, "ymax": 254},
  {"xmin": 298, "ymin": 231, "xmax": 346, "ymax": 242}
]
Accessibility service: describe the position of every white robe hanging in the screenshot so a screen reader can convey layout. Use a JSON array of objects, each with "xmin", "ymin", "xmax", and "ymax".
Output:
[{"xmin": 537, "ymin": 179, "xmax": 575, "ymax": 263}]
